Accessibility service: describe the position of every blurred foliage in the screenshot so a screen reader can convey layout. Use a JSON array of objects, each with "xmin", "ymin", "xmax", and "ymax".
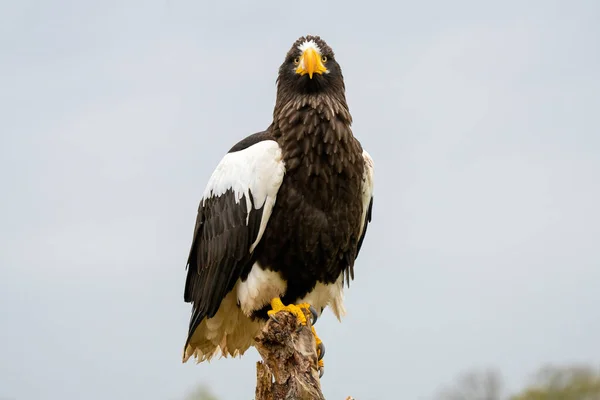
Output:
[
  {"xmin": 185, "ymin": 364, "xmax": 600, "ymax": 399},
  {"xmin": 183, "ymin": 384, "xmax": 219, "ymax": 400},
  {"xmin": 435, "ymin": 368, "xmax": 504, "ymax": 400},
  {"xmin": 511, "ymin": 365, "xmax": 600, "ymax": 400},
  {"xmin": 437, "ymin": 364, "xmax": 600, "ymax": 400}
]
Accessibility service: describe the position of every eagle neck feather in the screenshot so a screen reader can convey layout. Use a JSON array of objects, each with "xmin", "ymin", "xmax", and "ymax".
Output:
[{"xmin": 271, "ymin": 93, "xmax": 362, "ymax": 182}]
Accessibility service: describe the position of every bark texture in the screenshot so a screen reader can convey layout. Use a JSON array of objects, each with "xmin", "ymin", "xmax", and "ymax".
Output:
[{"xmin": 254, "ymin": 309, "xmax": 325, "ymax": 400}]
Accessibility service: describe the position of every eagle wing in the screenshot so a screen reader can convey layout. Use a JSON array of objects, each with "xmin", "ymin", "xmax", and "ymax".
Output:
[
  {"xmin": 183, "ymin": 134, "xmax": 285, "ymax": 346},
  {"xmin": 356, "ymin": 149, "xmax": 374, "ymax": 258}
]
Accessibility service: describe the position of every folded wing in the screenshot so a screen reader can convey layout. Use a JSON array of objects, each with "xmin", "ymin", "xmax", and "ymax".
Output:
[
  {"xmin": 183, "ymin": 136, "xmax": 286, "ymax": 346},
  {"xmin": 357, "ymin": 149, "xmax": 374, "ymax": 258}
]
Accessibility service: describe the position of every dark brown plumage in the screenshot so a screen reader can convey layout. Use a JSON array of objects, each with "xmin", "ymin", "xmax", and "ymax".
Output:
[
  {"xmin": 182, "ymin": 35, "xmax": 374, "ymax": 366},
  {"xmin": 250, "ymin": 36, "xmax": 365, "ymax": 318}
]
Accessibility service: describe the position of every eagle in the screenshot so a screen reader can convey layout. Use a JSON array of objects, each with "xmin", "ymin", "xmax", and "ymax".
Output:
[{"xmin": 182, "ymin": 35, "xmax": 374, "ymax": 376}]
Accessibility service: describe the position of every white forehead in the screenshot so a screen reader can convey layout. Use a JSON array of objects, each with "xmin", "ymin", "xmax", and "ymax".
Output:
[{"xmin": 297, "ymin": 39, "xmax": 322, "ymax": 54}]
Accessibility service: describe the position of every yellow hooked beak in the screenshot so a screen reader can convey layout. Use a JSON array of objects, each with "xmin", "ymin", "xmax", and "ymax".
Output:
[{"xmin": 295, "ymin": 48, "xmax": 328, "ymax": 79}]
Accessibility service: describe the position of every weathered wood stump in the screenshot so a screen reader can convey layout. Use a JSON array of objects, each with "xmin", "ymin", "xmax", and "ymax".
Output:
[{"xmin": 254, "ymin": 309, "xmax": 325, "ymax": 400}]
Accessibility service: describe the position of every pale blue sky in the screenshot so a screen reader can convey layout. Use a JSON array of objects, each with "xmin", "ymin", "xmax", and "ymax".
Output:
[{"xmin": 1, "ymin": 0, "xmax": 599, "ymax": 399}]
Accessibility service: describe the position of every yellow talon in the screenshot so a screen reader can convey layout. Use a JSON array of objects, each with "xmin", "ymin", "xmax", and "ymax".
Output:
[
  {"xmin": 267, "ymin": 298, "xmax": 308, "ymax": 325},
  {"xmin": 312, "ymin": 325, "xmax": 325, "ymax": 376},
  {"xmin": 312, "ymin": 326, "xmax": 322, "ymax": 348},
  {"xmin": 312, "ymin": 326, "xmax": 325, "ymax": 360}
]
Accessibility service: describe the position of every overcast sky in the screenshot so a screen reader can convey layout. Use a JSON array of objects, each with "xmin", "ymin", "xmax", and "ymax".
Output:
[{"xmin": 1, "ymin": 0, "xmax": 599, "ymax": 399}]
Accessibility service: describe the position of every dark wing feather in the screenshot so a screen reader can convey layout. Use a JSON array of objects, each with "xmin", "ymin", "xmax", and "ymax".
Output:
[
  {"xmin": 184, "ymin": 189, "xmax": 263, "ymax": 344},
  {"xmin": 183, "ymin": 133, "xmax": 284, "ymax": 348},
  {"xmin": 347, "ymin": 149, "xmax": 374, "ymax": 286},
  {"xmin": 356, "ymin": 196, "xmax": 373, "ymax": 257}
]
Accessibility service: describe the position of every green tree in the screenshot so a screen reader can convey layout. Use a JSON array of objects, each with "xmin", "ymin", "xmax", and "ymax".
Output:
[
  {"xmin": 511, "ymin": 365, "xmax": 600, "ymax": 400},
  {"xmin": 183, "ymin": 384, "xmax": 219, "ymax": 400}
]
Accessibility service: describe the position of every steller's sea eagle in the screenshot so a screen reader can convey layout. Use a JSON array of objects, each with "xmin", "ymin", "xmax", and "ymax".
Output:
[{"xmin": 182, "ymin": 35, "xmax": 374, "ymax": 376}]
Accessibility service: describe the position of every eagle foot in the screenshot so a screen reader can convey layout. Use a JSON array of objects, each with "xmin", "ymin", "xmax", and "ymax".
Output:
[
  {"xmin": 312, "ymin": 325, "xmax": 326, "ymax": 378},
  {"xmin": 308, "ymin": 305, "xmax": 319, "ymax": 325},
  {"xmin": 268, "ymin": 298, "xmax": 309, "ymax": 326},
  {"xmin": 267, "ymin": 298, "xmax": 319, "ymax": 326}
]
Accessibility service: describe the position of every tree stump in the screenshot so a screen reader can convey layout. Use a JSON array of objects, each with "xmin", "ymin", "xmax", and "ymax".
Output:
[{"xmin": 254, "ymin": 309, "xmax": 325, "ymax": 400}]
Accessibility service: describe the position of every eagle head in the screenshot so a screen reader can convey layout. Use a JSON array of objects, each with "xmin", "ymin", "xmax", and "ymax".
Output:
[{"xmin": 277, "ymin": 35, "xmax": 345, "ymax": 95}]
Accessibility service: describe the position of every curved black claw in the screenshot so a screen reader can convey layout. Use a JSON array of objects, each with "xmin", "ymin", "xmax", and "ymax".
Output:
[
  {"xmin": 317, "ymin": 342, "xmax": 326, "ymax": 361},
  {"xmin": 269, "ymin": 314, "xmax": 280, "ymax": 324},
  {"xmin": 319, "ymin": 366, "xmax": 325, "ymax": 378},
  {"xmin": 308, "ymin": 305, "xmax": 319, "ymax": 325}
]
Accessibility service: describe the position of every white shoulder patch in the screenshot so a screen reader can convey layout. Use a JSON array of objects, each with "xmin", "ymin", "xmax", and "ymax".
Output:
[
  {"xmin": 201, "ymin": 139, "xmax": 286, "ymax": 252},
  {"xmin": 360, "ymin": 149, "xmax": 374, "ymax": 234}
]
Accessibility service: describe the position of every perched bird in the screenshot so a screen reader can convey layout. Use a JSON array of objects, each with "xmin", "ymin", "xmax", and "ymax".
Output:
[{"xmin": 182, "ymin": 35, "xmax": 374, "ymax": 376}]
